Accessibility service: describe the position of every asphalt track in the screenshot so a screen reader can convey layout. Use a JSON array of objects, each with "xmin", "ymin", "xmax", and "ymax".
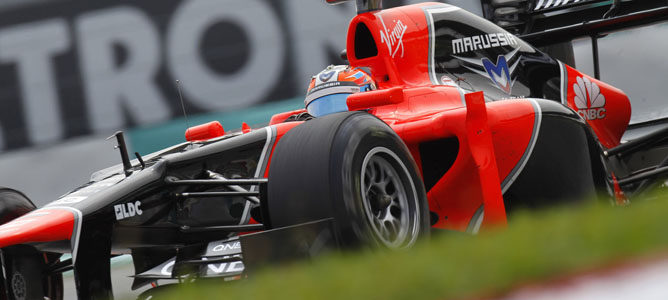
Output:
[{"xmin": 63, "ymin": 255, "xmax": 146, "ymax": 300}]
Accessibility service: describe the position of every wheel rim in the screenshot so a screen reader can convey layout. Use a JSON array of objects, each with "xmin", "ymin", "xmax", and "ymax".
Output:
[
  {"xmin": 11, "ymin": 272, "xmax": 26, "ymax": 300},
  {"xmin": 361, "ymin": 147, "xmax": 420, "ymax": 248}
]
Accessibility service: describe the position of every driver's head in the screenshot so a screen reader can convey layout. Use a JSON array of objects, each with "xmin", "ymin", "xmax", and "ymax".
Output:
[{"xmin": 304, "ymin": 65, "xmax": 376, "ymax": 117}]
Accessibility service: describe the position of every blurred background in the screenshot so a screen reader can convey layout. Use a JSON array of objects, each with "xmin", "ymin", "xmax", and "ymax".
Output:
[
  {"xmin": 0, "ymin": 0, "xmax": 663, "ymax": 298},
  {"xmin": 0, "ymin": 0, "xmax": 477, "ymax": 207},
  {"xmin": 0, "ymin": 0, "xmax": 663, "ymax": 208}
]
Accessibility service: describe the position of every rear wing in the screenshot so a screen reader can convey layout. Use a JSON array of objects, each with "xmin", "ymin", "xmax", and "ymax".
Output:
[
  {"xmin": 325, "ymin": 0, "xmax": 382, "ymax": 14},
  {"xmin": 481, "ymin": 0, "xmax": 668, "ymax": 79},
  {"xmin": 481, "ymin": 0, "xmax": 668, "ymax": 36},
  {"xmin": 520, "ymin": 5, "xmax": 668, "ymax": 47}
]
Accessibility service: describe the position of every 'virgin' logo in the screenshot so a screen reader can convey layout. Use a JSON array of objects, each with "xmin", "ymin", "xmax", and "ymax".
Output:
[{"xmin": 379, "ymin": 17, "xmax": 407, "ymax": 58}]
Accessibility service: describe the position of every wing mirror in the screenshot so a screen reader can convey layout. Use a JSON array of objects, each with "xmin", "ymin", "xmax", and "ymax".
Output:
[
  {"xmin": 347, "ymin": 87, "xmax": 404, "ymax": 111},
  {"xmin": 325, "ymin": 0, "xmax": 383, "ymax": 14}
]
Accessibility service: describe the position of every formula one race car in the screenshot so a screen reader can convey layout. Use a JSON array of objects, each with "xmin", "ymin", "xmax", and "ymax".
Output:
[{"xmin": 1, "ymin": 0, "xmax": 667, "ymax": 299}]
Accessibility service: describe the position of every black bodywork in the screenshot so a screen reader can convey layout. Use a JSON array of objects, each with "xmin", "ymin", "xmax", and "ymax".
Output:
[
  {"xmin": 37, "ymin": 129, "xmax": 275, "ymax": 298},
  {"xmin": 477, "ymin": 0, "xmax": 668, "ymax": 197},
  {"xmin": 0, "ymin": 1, "xmax": 666, "ymax": 299},
  {"xmin": 426, "ymin": 6, "xmax": 562, "ymax": 102}
]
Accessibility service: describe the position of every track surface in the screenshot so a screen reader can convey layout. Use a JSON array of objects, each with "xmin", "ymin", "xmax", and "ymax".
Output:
[{"xmin": 63, "ymin": 255, "xmax": 146, "ymax": 300}]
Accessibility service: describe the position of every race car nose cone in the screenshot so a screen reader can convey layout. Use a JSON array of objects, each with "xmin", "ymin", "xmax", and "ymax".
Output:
[{"xmin": 0, "ymin": 208, "xmax": 76, "ymax": 248}]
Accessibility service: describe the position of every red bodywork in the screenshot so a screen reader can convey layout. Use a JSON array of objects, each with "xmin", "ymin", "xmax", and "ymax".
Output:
[
  {"xmin": 185, "ymin": 121, "xmax": 226, "ymax": 142},
  {"xmin": 561, "ymin": 64, "xmax": 631, "ymax": 149},
  {"xmin": 0, "ymin": 208, "xmax": 76, "ymax": 248},
  {"xmin": 0, "ymin": 3, "xmax": 633, "ymax": 247},
  {"xmin": 267, "ymin": 3, "xmax": 631, "ymax": 231}
]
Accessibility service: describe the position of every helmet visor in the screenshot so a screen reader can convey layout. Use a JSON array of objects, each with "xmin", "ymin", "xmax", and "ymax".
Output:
[{"xmin": 306, "ymin": 93, "xmax": 350, "ymax": 117}]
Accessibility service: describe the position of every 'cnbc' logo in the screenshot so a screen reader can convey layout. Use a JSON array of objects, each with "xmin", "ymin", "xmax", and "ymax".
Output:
[{"xmin": 573, "ymin": 76, "xmax": 606, "ymax": 120}]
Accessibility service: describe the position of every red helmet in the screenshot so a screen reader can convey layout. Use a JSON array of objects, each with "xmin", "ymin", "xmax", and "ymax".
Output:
[{"xmin": 304, "ymin": 65, "xmax": 376, "ymax": 117}]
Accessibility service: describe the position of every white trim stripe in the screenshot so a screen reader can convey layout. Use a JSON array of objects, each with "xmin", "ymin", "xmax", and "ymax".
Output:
[
  {"xmin": 42, "ymin": 206, "xmax": 83, "ymax": 264},
  {"xmin": 240, "ymin": 126, "xmax": 275, "ymax": 225},
  {"xmin": 558, "ymin": 61, "xmax": 568, "ymax": 105},
  {"xmin": 500, "ymin": 99, "xmax": 542, "ymax": 194},
  {"xmin": 423, "ymin": 5, "xmax": 460, "ymax": 85},
  {"xmin": 458, "ymin": 87, "xmax": 467, "ymax": 107},
  {"xmin": 305, "ymin": 85, "xmax": 360, "ymax": 107}
]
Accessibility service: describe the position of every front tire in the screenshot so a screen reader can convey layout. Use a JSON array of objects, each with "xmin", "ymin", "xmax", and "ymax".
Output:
[
  {"xmin": 4, "ymin": 246, "xmax": 62, "ymax": 300},
  {"xmin": 0, "ymin": 189, "xmax": 62, "ymax": 300},
  {"xmin": 267, "ymin": 112, "xmax": 429, "ymax": 248}
]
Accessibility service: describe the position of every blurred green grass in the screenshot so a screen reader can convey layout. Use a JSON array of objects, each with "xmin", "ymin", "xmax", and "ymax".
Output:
[{"xmin": 156, "ymin": 192, "xmax": 668, "ymax": 300}]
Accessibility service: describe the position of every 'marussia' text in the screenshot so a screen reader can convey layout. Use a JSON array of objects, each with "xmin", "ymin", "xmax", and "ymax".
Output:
[{"xmin": 451, "ymin": 33, "xmax": 518, "ymax": 54}]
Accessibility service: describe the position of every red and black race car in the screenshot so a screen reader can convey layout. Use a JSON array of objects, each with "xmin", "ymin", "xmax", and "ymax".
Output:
[{"xmin": 0, "ymin": 0, "xmax": 666, "ymax": 299}]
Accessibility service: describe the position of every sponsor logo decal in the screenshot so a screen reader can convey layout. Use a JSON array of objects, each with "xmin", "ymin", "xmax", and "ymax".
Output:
[
  {"xmin": 51, "ymin": 196, "xmax": 87, "ymax": 205},
  {"xmin": 206, "ymin": 238, "xmax": 243, "ymax": 257},
  {"xmin": 573, "ymin": 76, "xmax": 606, "ymax": 120},
  {"xmin": 309, "ymin": 81, "xmax": 341, "ymax": 94},
  {"xmin": 482, "ymin": 55, "xmax": 512, "ymax": 94},
  {"xmin": 451, "ymin": 33, "xmax": 518, "ymax": 55},
  {"xmin": 499, "ymin": 95, "xmax": 528, "ymax": 100},
  {"xmin": 535, "ymin": 0, "xmax": 585, "ymax": 11},
  {"xmin": 49, "ymin": 174, "xmax": 124, "ymax": 206},
  {"xmin": 114, "ymin": 201, "xmax": 143, "ymax": 220},
  {"xmin": 440, "ymin": 75, "xmax": 459, "ymax": 88},
  {"xmin": 203, "ymin": 255, "xmax": 244, "ymax": 275},
  {"xmin": 212, "ymin": 241, "xmax": 241, "ymax": 252},
  {"xmin": 379, "ymin": 17, "xmax": 407, "ymax": 58},
  {"xmin": 453, "ymin": 48, "xmax": 520, "ymax": 94},
  {"xmin": 155, "ymin": 255, "xmax": 244, "ymax": 277},
  {"xmin": 318, "ymin": 70, "xmax": 335, "ymax": 82}
]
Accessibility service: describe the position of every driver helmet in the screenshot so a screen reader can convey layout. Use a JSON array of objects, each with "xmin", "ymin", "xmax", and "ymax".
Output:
[{"xmin": 304, "ymin": 65, "xmax": 376, "ymax": 117}]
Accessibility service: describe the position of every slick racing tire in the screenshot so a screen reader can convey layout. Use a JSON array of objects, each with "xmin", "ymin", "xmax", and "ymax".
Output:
[
  {"xmin": 0, "ymin": 189, "xmax": 62, "ymax": 300},
  {"xmin": 267, "ymin": 111, "xmax": 429, "ymax": 248},
  {"xmin": 3, "ymin": 246, "xmax": 63, "ymax": 300},
  {"xmin": 0, "ymin": 187, "xmax": 36, "ymax": 224}
]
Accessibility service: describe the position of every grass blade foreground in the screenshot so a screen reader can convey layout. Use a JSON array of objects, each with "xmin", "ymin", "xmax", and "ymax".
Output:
[{"xmin": 158, "ymin": 195, "xmax": 668, "ymax": 300}]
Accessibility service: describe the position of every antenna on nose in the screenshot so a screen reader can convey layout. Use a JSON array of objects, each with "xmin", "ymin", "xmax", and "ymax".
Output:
[
  {"xmin": 325, "ymin": 0, "xmax": 383, "ymax": 14},
  {"xmin": 174, "ymin": 80, "xmax": 191, "ymax": 133}
]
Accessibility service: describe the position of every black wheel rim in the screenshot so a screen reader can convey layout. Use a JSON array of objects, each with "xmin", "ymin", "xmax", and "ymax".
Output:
[{"xmin": 11, "ymin": 272, "xmax": 26, "ymax": 300}]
